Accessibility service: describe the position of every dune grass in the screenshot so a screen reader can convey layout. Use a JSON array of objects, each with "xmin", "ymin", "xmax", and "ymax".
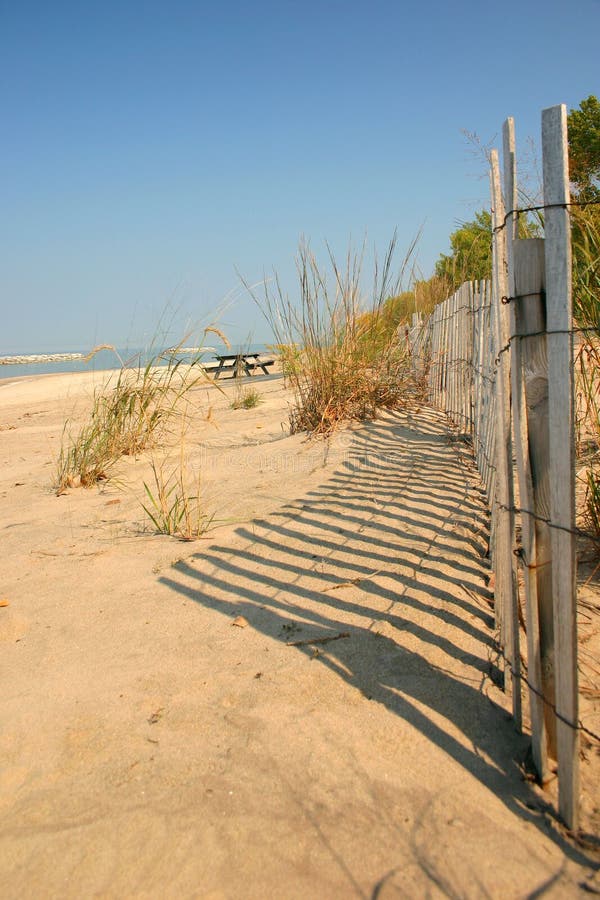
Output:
[
  {"xmin": 141, "ymin": 439, "xmax": 211, "ymax": 541},
  {"xmin": 54, "ymin": 331, "xmax": 226, "ymax": 494},
  {"xmin": 572, "ymin": 208, "xmax": 600, "ymax": 542},
  {"xmin": 244, "ymin": 235, "xmax": 425, "ymax": 436},
  {"xmin": 268, "ymin": 343, "xmax": 302, "ymax": 383},
  {"xmin": 230, "ymin": 386, "xmax": 262, "ymax": 410}
]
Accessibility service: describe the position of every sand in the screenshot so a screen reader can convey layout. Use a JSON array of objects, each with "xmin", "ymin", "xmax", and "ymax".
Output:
[{"xmin": 1, "ymin": 368, "xmax": 599, "ymax": 898}]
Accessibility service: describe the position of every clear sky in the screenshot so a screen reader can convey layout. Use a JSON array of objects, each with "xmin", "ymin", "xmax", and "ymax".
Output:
[{"xmin": 1, "ymin": 0, "xmax": 598, "ymax": 352}]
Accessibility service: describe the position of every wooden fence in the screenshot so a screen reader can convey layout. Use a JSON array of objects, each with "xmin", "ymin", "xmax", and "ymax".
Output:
[{"xmin": 414, "ymin": 105, "xmax": 580, "ymax": 829}]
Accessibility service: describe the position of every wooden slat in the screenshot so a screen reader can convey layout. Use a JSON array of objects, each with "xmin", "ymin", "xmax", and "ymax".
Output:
[
  {"xmin": 460, "ymin": 284, "xmax": 465, "ymax": 426},
  {"xmin": 495, "ymin": 135, "xmax": 521, "ymax": 727},
  {"xmin": 479, "ymin": 282, "xmax": 492, "ymax": 491},
  {"xmin": 485, "ymin": 287, "xmax": 497, "ymax": 504},
  {"xmin": 454, "ymin": 287, "xmax": 460, "ymax": 425},
  {"xmin": 472, "ymin": 286, "xmax": 481, "ymax": 463},
  {"xmin": 468, "ymin": 283, "xmax": 475, "ymax": 431},
  {"xmin": 435, "ymin": 304, "xmax": 443, "ymax": 407},
  {"xmin": 429, "ymin": 305, "xmax": 438, "ymax": 403},
  {"xmin": 473, "ymin": 284, "xmax": 485, "ymax": 471},
  {"xmin": 450, "ymin": 292, "xmax": 455, "ymax": 419},
  {"xmin": 462, "ymin": 281, "xmax": 473, "ymax": 434},
  {"xmin": 462, "ymin": 283, "xmax": 468, "ymax": 429},
  {"xmin": 511, "ymin": 238, "xmax": 550, "ymax": 779},
  {"xmin": 459, "ymin": 284, "xmax": 466, "ymax": 429},
  {"xmin": 484, "ymin": 281, "xmax": 496, "ymax": 501},
  {"xmin": 434, "ymin": 306, "xmax": 441, "ymax": 406},
  {"xmin": 458, "ymin": 285, "xmax": 464, "ymax": 426},
  {"xmin": 446, "ymin": 293, "xmax": 452, "ymax": 416},
  {"xmin": 440, "ymin": 298, "xmax": 448, "ymax": 411},
  {"xmin": 471, "ymin": 287, "xmax": 478, "ymax": 445},
  {"xmin": 446, "ymin": 296, "xmax": 451, "ymax": 413},
  {"xmin": 490, "ymin": 152, "xmax": 507, "ymax": 635},
  {"xmin": 542, "ymin": 103, "xmax": 579, "ymax": 830},
  {"xmin": 455, "ymin": 286, "xmax": 462, "ymax": 426}
]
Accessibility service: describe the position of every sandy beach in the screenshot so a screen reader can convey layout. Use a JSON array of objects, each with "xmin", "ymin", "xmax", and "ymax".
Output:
[{"xmin": 1, "ymin": 367, "xmax": 599, "ymax": 897}]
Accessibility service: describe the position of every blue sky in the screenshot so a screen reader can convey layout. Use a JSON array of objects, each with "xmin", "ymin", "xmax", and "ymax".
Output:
[{"xmin": 1, "ymin": 0, "xmax": 598, "ymax": 352}]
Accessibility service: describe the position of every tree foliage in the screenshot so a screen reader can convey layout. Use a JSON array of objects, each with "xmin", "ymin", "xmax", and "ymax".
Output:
[
  {"xmin": 567, "ymin": 94, "xmax": 600, "ymax": 200},
  {"xmin": 365, "ymin": 97, "xmax": 600, "ymax": 336},
  {"xmin": 434, "ymin": 210, "xmax": 493, "ymax": 291},
  {"xmin": 567, "ymin": 96, "xmax": 600, "ymax": 328},
  {"xmin": 360, "ymin": 276, "xmax": 455, "ymax": 340}
]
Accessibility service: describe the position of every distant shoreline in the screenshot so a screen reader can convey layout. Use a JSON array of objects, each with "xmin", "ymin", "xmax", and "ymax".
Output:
[
  {"xmin": 0, "ymin": 353, "xmax": 86, "ymax": 366},
  {"xmin": 0, "ymin": 343, "xmax": 271, "ymax": 381}
]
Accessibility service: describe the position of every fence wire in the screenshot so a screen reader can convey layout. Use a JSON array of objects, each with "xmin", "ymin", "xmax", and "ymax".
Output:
[
  {"xmin": 408, "ymin": 316, "xmax": 600, "ymax": 547},
  {"xmin": 408, "ymin": 274, "xmax": 600, "ymax": 756}
]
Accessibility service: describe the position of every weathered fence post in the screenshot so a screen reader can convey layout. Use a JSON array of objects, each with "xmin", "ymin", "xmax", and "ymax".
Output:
[
  {"xmin": 424, "ymin": 106, "xmax": 578, "ymax": 827},
  {"xmin": 440, "ymin": 298, "xmax": 449, "ymax": 411},
  {"xmin": 491, "ymin": 141, "xmax": 521, "ymax": 727},
  {"xmin": 485, "ymin": 286, "xmax": 497, "ymax": 504},
  {"xmin": 472, "ymin": 283, "xmax": 485, "ymax": 468},
  {"xmin": 433, "ymin": 305, "xmax": 441, "ymax": 407},
  {"xmin": 510, "ymin": 238, "xmax": 551, "ymax": 779},
  {"xmin": 463, "ymin": 283, "xmax": 473, "ymax": 431},
  {"xmin": 432, "ymin": 306, "xmax": 439, "ymax": 405},
  {"xmin": 542, "ymin": 103, "xmax": 579, "ymax": 830},
  {"xmin": 450, "ymin": 291, "xmax": 458, "ymax": 423},
  {"xmin": 467, "ymin": 282, "xmax": 477, "ymax": 435},
  {"xmin": 478, "ymin": 280, "xmax": 494, "ymax": 496}
]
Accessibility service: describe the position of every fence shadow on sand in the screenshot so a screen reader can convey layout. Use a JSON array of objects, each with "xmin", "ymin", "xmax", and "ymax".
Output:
[{"xmin": 159, "ymin": 407, "xmax": 594, "ymax": 867}]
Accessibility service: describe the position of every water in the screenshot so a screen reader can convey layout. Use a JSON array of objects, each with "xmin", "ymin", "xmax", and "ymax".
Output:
[{"xmin": 0, "ymin": 343, "xmax": 271, "ymax": 381}]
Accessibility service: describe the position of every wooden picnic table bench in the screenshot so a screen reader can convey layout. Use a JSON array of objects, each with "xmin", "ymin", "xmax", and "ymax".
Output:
[{"xmin": 213, "ymin": 353, "xmax": 275, "ymax": 379}]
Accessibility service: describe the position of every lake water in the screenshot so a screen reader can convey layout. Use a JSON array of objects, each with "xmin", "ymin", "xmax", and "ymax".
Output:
[{"xmin": 0, "ymin": 343, "xmax": 271, "ymax": 381}]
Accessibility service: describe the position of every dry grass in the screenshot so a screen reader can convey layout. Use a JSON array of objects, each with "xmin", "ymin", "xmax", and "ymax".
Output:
[
  {"xmin": 572, "ymin": 208, "xmax": 600, "ymax": 542},
  {"xmin": 141, "ymin": 443, "xmax": 210, "ymax": 541},
  {"xmin": 244, "ymin": 236, "xmax": 425, "ymax": 437},
  {"xmin": 54, "ymin": 336, "xmax": 219, "ymax": 494},
  {"xmin": 267, "ymin": 343, "xmax": 302, "ymax": 383}
]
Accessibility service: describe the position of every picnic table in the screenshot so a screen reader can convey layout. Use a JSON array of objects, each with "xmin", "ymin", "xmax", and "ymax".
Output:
[{"xmin": 212, "ymin": 353, "xmax": 275, "ymax": 379}]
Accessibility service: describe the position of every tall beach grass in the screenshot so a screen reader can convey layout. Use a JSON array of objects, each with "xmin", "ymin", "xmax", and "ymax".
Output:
[
  {"xmin": 244, "ymin": 235, "xmax": 426, "ymax": 437},
  {"xmin": 141, "ymin": 418, "xmax": 211, "ymax": 541},
  {"xmin": 55, "ymin": 329, "xmax": 227, "ymax": 494},
  {"xmin": 572, "ymin": 207, "xmax": 600, "ymax": 542}
]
